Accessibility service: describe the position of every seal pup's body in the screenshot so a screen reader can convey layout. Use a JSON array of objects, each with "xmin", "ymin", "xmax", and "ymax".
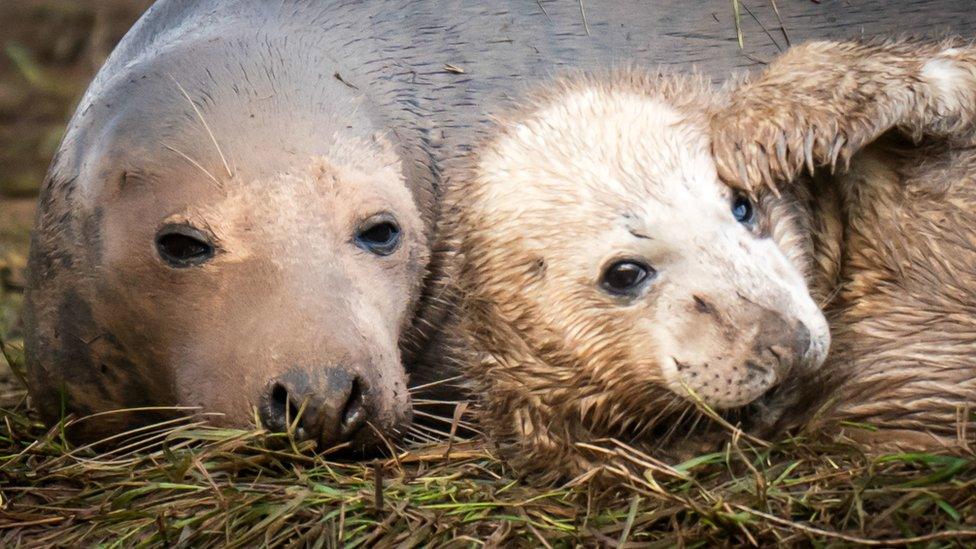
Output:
[
  {"xmin": 447, "ymin": 74, "xmax": 830, "ymax": 483},
  {"xmin": 450, "ymin": 40, "xmax": 976, "ymax": 482},
  {"xmin": 713, "ymin": 40, "xmax": 976, "ymax": 447}
]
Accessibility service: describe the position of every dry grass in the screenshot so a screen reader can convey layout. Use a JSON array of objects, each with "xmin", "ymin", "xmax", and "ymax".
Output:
[{"xmin": 3, "ymin": 334, "xmax": 976, "ymax": 547}]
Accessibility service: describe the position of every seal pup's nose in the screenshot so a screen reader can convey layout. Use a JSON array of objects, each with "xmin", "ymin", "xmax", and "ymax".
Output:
[
  {"xmin": 764, "ymin": 320, "xmax": 813, "ymax": 378},
  {"xmin": 747, "ymin": 305, "xmax": 814, "ymax": 379},
  {"xmin": 260, "ymin": 368, "xmax": 369, "ymax": 448}
]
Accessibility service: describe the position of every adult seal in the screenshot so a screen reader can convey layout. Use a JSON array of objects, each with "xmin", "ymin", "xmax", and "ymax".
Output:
[{"xmin": 23, "ymin": 0, "xmax": 975, "ymax": 448}]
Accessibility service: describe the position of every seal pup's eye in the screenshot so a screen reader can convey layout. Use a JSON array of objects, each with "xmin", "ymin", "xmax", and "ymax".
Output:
[
  {"xmin": 601, "ymin": 260, "xmax": 656, "ymax": 297},
  {"xmin": 732, "ymin": 193, "xmax": 755, "ymax": 225},
  {"xmin": 355, "ymin": 214, "xmax": 401, "ymax": 256},
  {"xmin": 155, "ymin": 225, "xmax": 215, "ymax": 268}
]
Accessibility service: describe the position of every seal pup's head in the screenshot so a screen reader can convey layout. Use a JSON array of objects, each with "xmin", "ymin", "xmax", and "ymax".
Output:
[{"xmin": 450, "ymin": 72, "xmax": 829, "ymax": 480}]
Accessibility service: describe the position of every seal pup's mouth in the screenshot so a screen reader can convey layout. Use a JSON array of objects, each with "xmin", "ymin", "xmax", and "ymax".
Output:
[{"xmin": 642, "ymin": 357, "xmax": 799, "ymax": 449}]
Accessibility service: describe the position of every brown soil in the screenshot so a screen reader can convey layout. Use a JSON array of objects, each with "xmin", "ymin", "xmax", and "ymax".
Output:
[{"xmin": 0, "ymin": 0, "xmax": 150, "ymax": 403}]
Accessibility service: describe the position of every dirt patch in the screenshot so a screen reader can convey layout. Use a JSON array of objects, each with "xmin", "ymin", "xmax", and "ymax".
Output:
[
  {"xmin": 0, "ymin": 199, "xmax": 33, "ymax": 406},
  {"xmin": 0, "ymin": 1, "xmax": 151, "ymax": 197},
  {"xmin": 0, "ymin": 0, "xmax": 149, "ymax": 404}
]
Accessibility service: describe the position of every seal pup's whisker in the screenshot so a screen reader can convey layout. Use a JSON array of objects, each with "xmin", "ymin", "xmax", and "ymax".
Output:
[
  {"xmin": 659, "ymin": 407, "xmax": 695, "ymax": 448},
  {"xmin": 633, "ymin": 398, "xmax": 684, "ymax": 441},
  {"xmin": 408, "ymin": 420, "xmax": 456, "ymax": 441},
  {"xmin": 680, "ymin": 410, "xmax": 708, "ymax": 443}
]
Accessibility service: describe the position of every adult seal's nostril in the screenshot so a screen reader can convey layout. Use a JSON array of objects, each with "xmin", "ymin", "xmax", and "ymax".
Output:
[
  {"xmin": 259, "ymin": 368, "xmax": 374, "ymax": 449},
  {"xmin": 260, "ymin": 376, "xmax": 316, "ymax": 439},
  {"xmin": 261, "ymin": 381, "xmax": 302, "ymax": 434},
  {"xmin": 337, "ymin": 376, "xmax": 368, "ymax": 440}
]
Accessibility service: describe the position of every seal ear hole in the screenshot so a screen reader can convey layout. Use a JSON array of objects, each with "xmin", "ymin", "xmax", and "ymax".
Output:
[
  {"xmin": 355, "ymin": 214, "xmax": 401, "ymax": 256},
  {"xmin": 155, "ymin": 226, "xmax": 215, "ymax": 268}
]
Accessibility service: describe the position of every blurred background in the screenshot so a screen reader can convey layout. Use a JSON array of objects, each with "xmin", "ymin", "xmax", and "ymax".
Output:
[{"xmin": 0, "ymin": 0, "xmax": 150, "ymax": 398}]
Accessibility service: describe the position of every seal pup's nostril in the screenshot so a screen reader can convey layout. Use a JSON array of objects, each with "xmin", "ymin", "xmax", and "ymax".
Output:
[
  {"xmin": 793, "ymin": 321, "xmax": 812, "ymax": 358},
  {"xmin": 692, "ymin": 295, "xmax": 715, "ymax": 315},
  {"xmin": 762, "ymin": 321, "xmax": 813, "ymax": 379},
  {"xmin": 744, "ymin": 360, "xmax": 768, "ymax": 377}
]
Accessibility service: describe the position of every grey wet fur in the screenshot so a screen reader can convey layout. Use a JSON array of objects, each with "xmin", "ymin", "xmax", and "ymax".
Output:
[{"xmin": 24, "ymin": 0, "xmax": 976, "ymax": 444}]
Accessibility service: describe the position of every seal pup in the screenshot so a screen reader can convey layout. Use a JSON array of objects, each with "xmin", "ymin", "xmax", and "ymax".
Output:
[
  {"xmin": 446, "ymin": 73, "xmax": 830, "ymax": 483},
  {"xmin": 451, "ymin": 39, "xmax": 976, "ymax": 482}
]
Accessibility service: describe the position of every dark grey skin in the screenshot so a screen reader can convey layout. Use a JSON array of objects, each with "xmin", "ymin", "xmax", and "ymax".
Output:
[{"xmin": 24, "ymin": 0, "xmax": 976, "ymax": 450}]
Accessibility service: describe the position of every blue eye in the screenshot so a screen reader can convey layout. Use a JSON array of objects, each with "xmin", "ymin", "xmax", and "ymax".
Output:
[{"xmin": 732, "ymin": 194, "xmax": 755, "ymax": 224}]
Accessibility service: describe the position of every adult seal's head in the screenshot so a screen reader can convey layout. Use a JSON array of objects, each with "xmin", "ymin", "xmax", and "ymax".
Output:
[
  {"xmin": 448, "ymin": 73, "xmax": 830, "ymax": 482},
  {"xmin": 23, "ymin": 4, "xmax": 433, "ymax": 450}
]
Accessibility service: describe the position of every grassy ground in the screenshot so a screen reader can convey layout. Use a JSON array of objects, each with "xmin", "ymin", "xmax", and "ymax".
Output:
[
  {"xmin": 2, "ymin": 395, "xmax": 975, "ymax": 546},
  {"xmin": 3, "ymin": 2, "xmax": 976, "ymax": 547}
]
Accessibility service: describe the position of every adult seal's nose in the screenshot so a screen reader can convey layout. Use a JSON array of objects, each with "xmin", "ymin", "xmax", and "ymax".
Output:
[{"xmin": 260, "ymin": 367, "xmax": 369, "ymax": 448}]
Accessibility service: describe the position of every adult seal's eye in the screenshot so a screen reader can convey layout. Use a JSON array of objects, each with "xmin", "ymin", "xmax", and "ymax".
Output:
[
  {"xmin": 601, "ymin": 260, "xmax": 655, "ymax": 296},
  {"xmin": 155, "ymin": 225, "xmax": 216, "ymax": 268},
  {"xmin": 355, "ymin": 215, "xmax": 401, "ymax": 256},
  {"xmin": 732, "ymin": 193, "xmax": 755, "ymax": 224}
]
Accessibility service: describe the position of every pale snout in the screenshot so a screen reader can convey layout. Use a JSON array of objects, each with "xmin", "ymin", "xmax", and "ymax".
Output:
[
  {"xmin": 732, "ymin": 307, "xmax": 815, "ymax": 406},
  {"xmin": 238, "ymin": 264, "xmax": 416, "ymax": 454},
  {"xmin": 666, "ymin": 292, "xmax": 828, "ymax": 410}
]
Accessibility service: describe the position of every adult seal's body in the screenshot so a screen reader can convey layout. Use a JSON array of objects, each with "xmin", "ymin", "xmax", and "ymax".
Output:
[{"xmin": 24, "ymin": 0, "xmax": 974, "ymax": 447}]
